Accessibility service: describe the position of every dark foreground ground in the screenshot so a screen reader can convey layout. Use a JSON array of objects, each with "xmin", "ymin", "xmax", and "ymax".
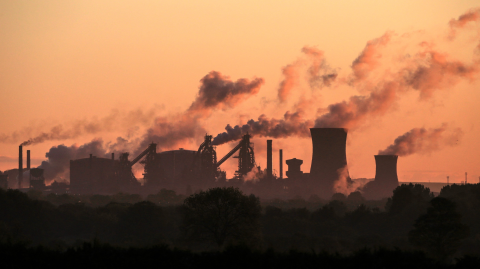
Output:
[{"xmin": 2, "ymin": 241, "xmax": 480, "ymax": 269}]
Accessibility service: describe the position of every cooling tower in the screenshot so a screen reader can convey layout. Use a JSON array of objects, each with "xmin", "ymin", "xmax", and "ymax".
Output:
[
  {"xmin": 310, "ymin": 128, "xmax": 349, "ymax": 198},
  {"xmin": 374, "ymin": 155, "xmax": 399, "ymax": 185},
  {"xmin": 362, "ymin": 155, "xmax": 399, "ymax": 200}
]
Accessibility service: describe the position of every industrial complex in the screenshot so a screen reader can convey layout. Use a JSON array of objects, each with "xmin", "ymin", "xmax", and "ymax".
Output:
[{"xmin": 0, "ymin": 128, "xmax": 402, "ymax": 199}]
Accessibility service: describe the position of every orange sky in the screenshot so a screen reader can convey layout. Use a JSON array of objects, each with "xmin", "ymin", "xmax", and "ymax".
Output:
[{"xmin": 1, "ymin": 1, "xmax": 479, "ymax": 184}]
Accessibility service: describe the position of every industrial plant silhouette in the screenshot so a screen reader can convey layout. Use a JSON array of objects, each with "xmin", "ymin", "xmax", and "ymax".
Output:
[{"xmin": 3, "ymin": 127, "xmax": 401, "ymax": 200}]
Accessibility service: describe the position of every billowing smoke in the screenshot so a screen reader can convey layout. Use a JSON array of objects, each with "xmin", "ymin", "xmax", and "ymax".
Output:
[
  {"xmin": 212, "ymin": 109, "xmax": 313, "ymax": 145},
  {"xmin": 188, "ymin": 71, "xmax": 264, "ymax": 115},
  {"xmin": 4, "ymin": 107, "xmax": 159, "ymax": 146},
  {"xmin": 277, "ymin": 46, "xmax": 337, "ymax": 102},
  {"xmin": 277, "ymin": 63, "xmax": 300, "ymax": 102},
  {"xmin": 448, "ymin": 8, "xmax": 480, "ymax": 39},
  {"xmin": 39, "ymin": 139, "xmax": 109, "ymax": 183},
  {"xmin": 314, "ymin": 82, "xmax": 397, "ymax": 129},
  {"xmin": 378, "ymin": 124, "xmax": 463, "ymax": 156},
  {"xmin": 135, "ymin": 71, "xmax": 264, "ymax": 155},
  {"xmin": 351, "ymin": 32, "xmax": 391, "ymax": 81}
]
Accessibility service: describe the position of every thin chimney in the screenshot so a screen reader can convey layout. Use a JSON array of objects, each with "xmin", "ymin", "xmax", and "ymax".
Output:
[
  {"xmin": 279, "ymin": 149, "xmax": 283, "ymax": 179},
  {"xmin": 267, "ymin": 140, "xmax": 272, "ymax": 180},
  {"xmin": 27, "ymin": 150, "xmax": 31, "ymax": 170},
  {"xmin": 19, "ymin": 145, "xmax": 23, "ymax": 189}
]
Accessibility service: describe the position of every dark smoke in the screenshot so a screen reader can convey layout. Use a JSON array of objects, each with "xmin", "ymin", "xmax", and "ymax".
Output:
[
  {"xmin": 188, "ymin": 71, "xmax": 264, "ymax": 114},
  {"xmin": 314, "ymin": 82, "xmax": 397, "ymax": 129},
  {"xmin": 378, "ymin": 124, "xmax": 463, "ymax": 156},
  {"xmin": 39, "ymin": 139, "xmax": 109, "ymax": 183},
  {"xmin": 212, "ymin": 110, "xmax": 313, "ymax": 145},
  {"xmin": 135, "ymin": 71, "xmax": 264, "ymax": 155}
]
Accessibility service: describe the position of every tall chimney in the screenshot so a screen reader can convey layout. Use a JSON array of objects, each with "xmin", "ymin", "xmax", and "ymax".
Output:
[
  {"xmin": 19, "ymin": 145, "xmax": 23, "ymax": 189},
  {"xmin": 279, "ymin": 149, "xmax": 283, "ymax": 180},
  {"xmin": 309, "ymin": 128, "xmax": 349, "ymax": 198},
  {"xmin": 112, "ymin": 153, "xmax": 114, "ymax": 160},
  {"xmin": 267, "ymin": 140, "xmax": 272, "ymax": 180},
  {"xmin": 27, "ymin": 150, "xmax": 31, "ymax": 170}
]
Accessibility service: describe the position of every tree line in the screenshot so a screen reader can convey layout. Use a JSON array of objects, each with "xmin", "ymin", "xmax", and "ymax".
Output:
[{"xmin": 1, "ymin": 183, "xmax": 480, "ymax": 264}]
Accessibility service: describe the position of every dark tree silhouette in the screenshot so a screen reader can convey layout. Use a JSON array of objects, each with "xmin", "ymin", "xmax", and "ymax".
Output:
[
  {"xmin": 408, "ymin": 197, "xmax": 469, "ymax": 262},
  {"xmin": 182, "ymin": 187, "xmax": 261, "ymax": 248},
  {"xmin": 386, "ymin": 183, "xmax": 433, "ymax": 214}
]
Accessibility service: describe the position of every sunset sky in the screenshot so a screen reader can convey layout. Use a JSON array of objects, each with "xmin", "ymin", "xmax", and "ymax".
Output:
[{"xmin": 1, "ymin": 1, "xmax": 479, "ymax": 185}]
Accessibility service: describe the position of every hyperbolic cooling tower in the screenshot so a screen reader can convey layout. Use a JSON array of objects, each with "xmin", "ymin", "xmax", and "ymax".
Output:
[
  {"xmin": 309, "ymin": 128, "xmax": 349, "ymax": 198},
  {"xmin": 362, "ymin": 155, "xmax": 399, "ymax": 200}
]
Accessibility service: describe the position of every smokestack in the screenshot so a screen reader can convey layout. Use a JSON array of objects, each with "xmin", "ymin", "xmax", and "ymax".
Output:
[
  {"xmin": 309, "ymin": 128, "xmax": 349, "ymax": 198},
  {"xmin": 27, "ymin": 150, "xmax": 30, "ymax": 170},
  {"xmin": 19, "ymin": 145, "xmax": 23, "ymax": 189},
  {"xmin": 279, "ymin": 149, "xmax": 283, "ymax": 179},
  {"xmin": 112, "ymin": 153, "xmax": 114, "ymax": 160},
  {"xmin": 267, "ymin": 140, "xmax": 272, "ymax": 180}
]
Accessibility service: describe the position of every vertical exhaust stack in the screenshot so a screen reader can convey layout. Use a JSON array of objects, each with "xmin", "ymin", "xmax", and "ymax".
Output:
[
  {"xmin": 27, "ymin": 150, "xmax": 31, "ymax": 170},
  {"xmin": 267, "ymin": 140, "xmax": 272, "ymax": 180},
  {"xmin": 279, "ymin": 149, "xmax": 283, "ymax": 180},
  {"xmin": 19, "ymin": 145, "xmax": 23, "ymax": 189},
  {"xmin": 309, "ymin": 128, "xmax": 349, "ymax": 198}
]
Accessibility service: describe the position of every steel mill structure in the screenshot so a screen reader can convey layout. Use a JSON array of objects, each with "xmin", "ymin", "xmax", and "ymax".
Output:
[{"xmin": 8, "ymin": 128, "xmax": 404, "ymax": 199}]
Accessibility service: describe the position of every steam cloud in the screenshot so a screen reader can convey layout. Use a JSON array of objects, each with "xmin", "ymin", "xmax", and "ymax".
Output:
[
  {"xmin": 277, "ymin": 46, "xmax": 337, "ymax": 102},
  {"xmin": 215, "ymin": 9, "xmax": 480, "ymax": 144},
  {"xmin": 378, "ymin": 124, "xmax": 463, "ymax": 156}
]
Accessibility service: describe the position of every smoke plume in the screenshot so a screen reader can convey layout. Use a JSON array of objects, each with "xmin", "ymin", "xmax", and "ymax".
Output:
[
  {"xmin": 277, "ymin": 46, "xmax": 337, "ymax": 102},
  {"xmin": 188, "ymin": 71, "xmax": 264, "ymax": 115},
  {"xmin": 448, "ymin": 8, "xmax": 480, "ymax": 39},
  {"xmin": 351, "ymin": 32, "xmax": 391, "ymax": 81},
  {"xmin": 314, "ymin": 82, "xmax": 397, "ymax": 129},
  {"xmin": 39, "ymin": 139, "xmax": 109, "ymax": 183},
  {"xmin": 212, "ymin": 109, "xmax": 313, "ymax": 145},
  {"xmin": 2, "ymin": 107, "xmax": 160, "ymax": 147},
  {"xmin": 378, "ymin": 124, "xmax": 463, "ymax": 156},
  {"xmin": 136, "ymin": 71, "xmax": 264, "ymax": 154}
]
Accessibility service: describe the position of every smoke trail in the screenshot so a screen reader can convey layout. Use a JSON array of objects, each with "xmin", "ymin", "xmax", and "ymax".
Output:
[
  {"xmin": 378, "ymin": 124, "xmax": 463, "ymax": 156},
  {"xmin": 187, "ymin": 71, "xmax": 264, "ymax": 115},
  {"xmin": 2, "ymin": 107, "xmax": 160, "ymax": 147},
  {"xmin": 212, "ymin": 109, "xmax": 313, "ymax": 145}
]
